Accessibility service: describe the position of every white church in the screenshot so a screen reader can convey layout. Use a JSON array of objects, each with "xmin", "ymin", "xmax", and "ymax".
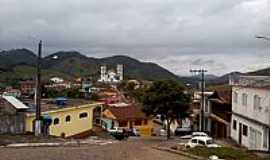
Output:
[{"xmin": 98, "ymin": 64, "xmax": 124, "ymax": 83}]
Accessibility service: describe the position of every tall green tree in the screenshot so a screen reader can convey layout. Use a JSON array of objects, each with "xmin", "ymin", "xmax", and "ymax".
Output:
[{"xmin": 141, "ymin": 80, "xmax": 191, "ymax": 139}]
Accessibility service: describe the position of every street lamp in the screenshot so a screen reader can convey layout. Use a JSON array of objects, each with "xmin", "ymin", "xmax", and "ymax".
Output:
[{"xmin": 255, "ymin": 35, "xmax": 270, "ymax": 41}]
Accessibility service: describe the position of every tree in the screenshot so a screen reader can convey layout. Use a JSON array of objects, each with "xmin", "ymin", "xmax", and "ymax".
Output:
[{"xmin": 141, "ymin": 80, "xmax": 191, "ymax": 139}]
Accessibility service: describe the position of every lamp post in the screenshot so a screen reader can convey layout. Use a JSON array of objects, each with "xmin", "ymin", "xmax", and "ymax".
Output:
[{"xmin": 34, "ymin": 40, "xmax": 42, "ymax": 136}]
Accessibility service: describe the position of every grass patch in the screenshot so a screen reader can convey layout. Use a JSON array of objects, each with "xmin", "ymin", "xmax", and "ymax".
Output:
[{"xmin": 188, "ymin": 147, "xmax": 265, "ymax": 160}]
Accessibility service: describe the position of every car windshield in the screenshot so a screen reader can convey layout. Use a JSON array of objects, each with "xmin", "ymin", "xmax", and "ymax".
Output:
[
  {"xmin": 193, "ymin": 133, "xmax": 207, "ymax": 137},
  {"xmin": 206, "ymin": 140, "xmax": 213, "ymax": 144}
]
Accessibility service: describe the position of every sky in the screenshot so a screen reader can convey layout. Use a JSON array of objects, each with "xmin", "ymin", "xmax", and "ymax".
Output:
[{"xmin": 0, "ymin": 0, "xmax": 270, "ymax": 76}]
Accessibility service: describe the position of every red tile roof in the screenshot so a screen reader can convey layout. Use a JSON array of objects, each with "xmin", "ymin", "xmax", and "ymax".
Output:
[{"xmin": 107, "ymin": 105, "xmax": 147, "ymax": 121}]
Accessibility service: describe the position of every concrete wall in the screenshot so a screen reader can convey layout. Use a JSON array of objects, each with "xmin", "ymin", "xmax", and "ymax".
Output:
[
  {"xmin": 0, "ymin": 114, "xmax": 25, "ymax": 134},
  {"xmin": 0, "ymin": 99, "xmax": 25, "ymax": 134}
]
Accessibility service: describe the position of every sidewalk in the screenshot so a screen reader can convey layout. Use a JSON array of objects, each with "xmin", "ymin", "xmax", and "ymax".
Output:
[{"xmin": 2, "ymin": 137, "xmax": 118, "ymax": 148}]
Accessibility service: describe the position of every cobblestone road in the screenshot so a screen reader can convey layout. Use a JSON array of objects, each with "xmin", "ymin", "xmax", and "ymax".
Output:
[{"xmin": 0, "ymin": 138, "xmax": 193, "ymax": 160}]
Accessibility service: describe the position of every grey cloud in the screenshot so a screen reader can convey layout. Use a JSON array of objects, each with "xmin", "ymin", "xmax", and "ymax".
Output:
[
  {"xmin": 0, "ymin": 0, "xmax": 270, "ymax": 76},
  {"xmin": 191, "ymin": 59, "xmax": 216, "ymax": 66}
]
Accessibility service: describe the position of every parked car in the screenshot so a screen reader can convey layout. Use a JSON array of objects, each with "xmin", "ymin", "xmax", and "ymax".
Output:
[
  {"xmin": 108, "ymin": 127, "xmax": 129, "ymax": 140},
  {"xmin": 112, "ymin": 131, "xmax": 129, "ymax": 140},
  {"xmin": 185, "ymin": 136, "xmax": 220, "ymax": 148},
  {"xmin": 174, "ymin": 127, "xmax": 192, "ymax": 136},
  {"xmin": 192, "ymin": 132, "xmax": 209, "ymax": 137},
  {"xmin": 108, "ymin": 127, "xmax": 123, "ymax": 134}
]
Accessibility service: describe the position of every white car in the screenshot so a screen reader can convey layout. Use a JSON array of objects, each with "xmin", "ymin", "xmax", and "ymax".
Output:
[
  {"xmin": 192, "ymin": 132, "xmax": 209, "ymax": 137},
  {"xmin": 185, "ymin": 136, "xmax": 220, "ymax": 148},
  {"xmin": 108, "ymin": 127, "xmax": 123, "ymax": 134},
  {"xmin": 180, "ymin": 131, "xmax": 209, "ymax": 139}
]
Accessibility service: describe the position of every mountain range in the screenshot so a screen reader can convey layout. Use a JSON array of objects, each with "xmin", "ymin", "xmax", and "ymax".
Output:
[
  {"xmin": 0, "ymin": 49, "xmax": 179, "ymax": 85},
  {"xmin": 0, "ymin": 48, "xmax": 269, "ymax": 87}
]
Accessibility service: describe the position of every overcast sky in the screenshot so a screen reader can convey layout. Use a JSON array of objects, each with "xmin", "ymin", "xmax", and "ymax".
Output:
[{"xmin": 0, "ymin": 0, "xmax": 270, "ymax": 76}]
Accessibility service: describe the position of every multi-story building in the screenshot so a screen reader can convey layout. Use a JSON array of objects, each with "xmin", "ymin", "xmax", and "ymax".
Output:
[
  {"xmin": 230, "ymin": 75, "xmax": 270, "ymax": 151},
  {"xmin": 191, "ymin": 91, "xmax": 214, "ymax": 131},
  {"xmin": 205, "ymin": 90, "xmax": 232, "ymax": 138},
  {"xmin": 20, "ymin": 80, "xmax": 35, "ymax": 95}
]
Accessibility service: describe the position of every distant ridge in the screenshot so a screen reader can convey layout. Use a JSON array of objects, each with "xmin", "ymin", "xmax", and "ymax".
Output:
[{"xmin": 0, "ymin": 49, "xmax": 179, "ymax": 84}]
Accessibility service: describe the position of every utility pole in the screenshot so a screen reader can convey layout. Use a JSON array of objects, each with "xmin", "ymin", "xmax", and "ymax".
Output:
[
  {"xmin": 190, "ymin": 69, "xmax": 208, "ymax": 132},
  {"xmin": 35, "ymin": 40, "xmax": 42, "ymax": 136}
]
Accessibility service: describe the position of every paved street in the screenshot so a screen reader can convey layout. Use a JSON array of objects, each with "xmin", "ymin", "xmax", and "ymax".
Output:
[{"xmin": 0, "ymin": 138, "xmax": 193, "ymax": 160}]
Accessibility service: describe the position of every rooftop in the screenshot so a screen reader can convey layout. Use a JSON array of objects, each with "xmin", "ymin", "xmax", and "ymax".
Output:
[
  {"xmin": 2, "ymin": 95, "xmax": 29, "ymax": 110},
  {"xmin": 23, "ymin": 98, "xmax": 101, "ymax": 113},
  {"xmin": 106, "ymin": 105, "xmax": 147, "ymax": 121},
  {"xmin": 230, "ymin": 75, "xmax": 270, "ymax": 89}
]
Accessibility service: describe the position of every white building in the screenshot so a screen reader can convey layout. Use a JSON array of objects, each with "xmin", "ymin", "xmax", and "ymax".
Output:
[
  {"xmin": 50, "ymin": 77, "xmax": 64, "ymax": 83},
  {"xmin": 192, "ymin": 91, "xmax": 214, "ymax": 131},
  {"xmin": 230, "ymin": 75, "xmax": 270, "ymax": 151},
  {"xmin": 98, "ymin": 64, "xmax": 124, "ymax": 83}
]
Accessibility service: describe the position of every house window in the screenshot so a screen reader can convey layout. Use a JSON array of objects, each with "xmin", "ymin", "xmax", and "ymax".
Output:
[
  {"xmin": 254, "ymin": 95, "xmax": 261, "ymax": 110},
  {"xmin": 233, "ymin": 92, "xmax": 238, "ymax": 104},
  {"xmin": 66, "ymin": 115, "xmax": 71, "ymax": 122},
  {"xmin": 143, "ymin": 120, "xmax": 148, "ymax": 125},
  {"xmin": 119, "ymin": 121, "xmax": 127, "ymax": 127},
  {"xmin": 233, "ymin": 120, "xmax": 237, "ymax": 130},
  {"xmin": 54, "ymin": 118, "xmax": 60, "ymax": 125},
  {"xmin": 191, "ymin": 139, "xmax": 197, "ymax": 143},
  {"xmin": 134, "ymin": 120, "xmax": 142, "ymax": 126},
  {"xmin": 79, "ymin": 112, "xmax": 88, "ymax": 119},
  {"xmin": 242, "ymin": 93, "xmax": 248, "ymax": 106},
  {"xmin": 198, "ymin": 140, "xmax": 205, "ymax": 146},
  {"xmin": 243, "ymin": 124, "xmax": 248, "ymax": 136}
]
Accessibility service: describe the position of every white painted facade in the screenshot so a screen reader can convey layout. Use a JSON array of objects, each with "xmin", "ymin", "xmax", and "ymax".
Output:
[
  {"xmin": 193, "ymin": 91, "xmax": 213, "ymax": 132},
  {"xmin": 231, "ymin": 86, "xmax": 270, "ymax": 151},
  {"xmin": 98, "ymin": 64, "xmax": 123, "ymax": 83}
]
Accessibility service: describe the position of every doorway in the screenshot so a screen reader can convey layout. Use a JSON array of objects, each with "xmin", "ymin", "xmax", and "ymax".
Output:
[{"xmin": 239, "ymin": 123, "xmax": 242, "ymax": 145}]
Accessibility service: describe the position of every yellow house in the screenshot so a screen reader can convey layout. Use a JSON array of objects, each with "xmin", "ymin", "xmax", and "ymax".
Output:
[
  {"xmin": 101, "ymin": 105, "xmax": 153, "ymax": 136},
  {"xmin": 25, "ymin": 99, "xmax": 103, "ymax": 138}
]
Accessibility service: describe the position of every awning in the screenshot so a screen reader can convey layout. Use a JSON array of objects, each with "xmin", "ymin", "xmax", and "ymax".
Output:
[{"xmin": 209, "ymin": 113, "xmax": 230, "ymax": 125}]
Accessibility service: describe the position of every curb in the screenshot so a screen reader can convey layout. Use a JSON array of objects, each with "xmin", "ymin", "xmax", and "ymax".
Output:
[
  {"xmin": 152, "ymin": 146, "xmax": 206, "ymax": 160},
  {"xmin": 1, "ymin": 139, "xmax": 117, "ymax": 148},
  {"xmin": 5, "ymin": 142, "xmax": 64, "ymax": 148}
]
